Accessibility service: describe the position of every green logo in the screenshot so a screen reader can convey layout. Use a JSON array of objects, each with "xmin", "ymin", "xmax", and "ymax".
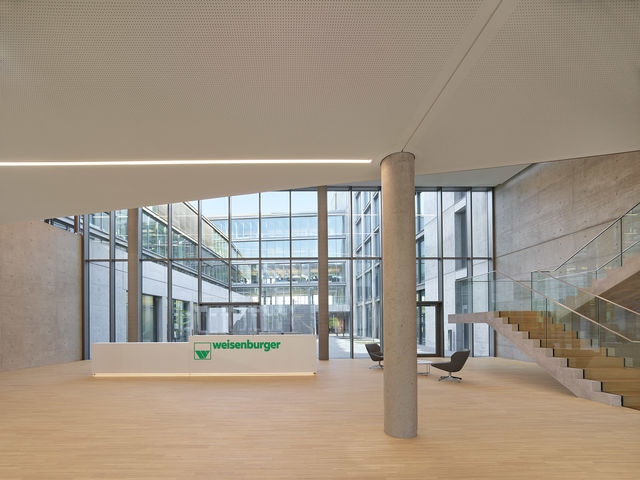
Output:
[{"xmin": 194, "ymin": 342, "xmax": 212, "ymax": 360}]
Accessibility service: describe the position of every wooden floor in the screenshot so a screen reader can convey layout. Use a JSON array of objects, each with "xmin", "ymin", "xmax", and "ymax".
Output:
[{"xmin": 1, "ymin": 358, "xmax": 640, "ymax": 479}]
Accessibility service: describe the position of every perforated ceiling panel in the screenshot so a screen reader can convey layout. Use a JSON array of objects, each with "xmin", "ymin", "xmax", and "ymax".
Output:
[
  {"xmin": 0, "ymin": 0, "xmax": 639, "ymax": 223},
  {"xmin": 406, "ymin": 0, "xmax": 640, "ymax": 172},
  {"xmin": 1, "ymin": 0, "xmax": 483, "ymax": 162}
]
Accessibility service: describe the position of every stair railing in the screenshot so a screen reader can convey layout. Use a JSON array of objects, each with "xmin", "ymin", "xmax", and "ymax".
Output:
[
  {"xmin": 456, "ymin": 271, "xmax": 640, "ymax": 364},
  {"xmin": 553, "ymin": 201, "xmax": 640, "ymax": 287},
  {"xmin": 531, "ymin": 270, "xmax": 640, "ymax": 342}
]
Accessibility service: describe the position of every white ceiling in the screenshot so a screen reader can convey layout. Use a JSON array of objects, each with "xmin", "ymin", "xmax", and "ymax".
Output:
[{"xmin": 0, "ymin": 1, "xmax": 638, "ymax": 223}]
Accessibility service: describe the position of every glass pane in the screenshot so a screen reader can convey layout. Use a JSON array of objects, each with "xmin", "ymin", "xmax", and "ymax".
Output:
[
  {"xmin": 417, "ymin": 305, "xmax": 436, "ymax": 354},
  {"xmin": 141, "ymin": 209, "xmax": 168, "ymax": 258},
  {"xmin": 114, "ymin": 261, "xmax": 128, "ymax": 342},
  {"xmin": 203, "ymin": 306, "xmax": 229, "ymax": 334},
  {"xmin": 472, "ymin": 260, "xmax": 491, "ymax": 356},
  {"xmin": 231, "ymin": 194, "xmax": 259, "ymax": 259},
  {"xmin": 261, "ymin": 261, "xmax": 290, "ymax": 332},
  {"xmin": 292, "ymin": 262, "xmax": 317, "ymax": 334},
  {"xmin": 292, "ymin": 191, "xmax": 318, "ymax": 258},
  {"xmin": 172, "ymin": 202, "xmax": 198, "ymax": 259},
  {"xmin": 416, "ymin": 259, "xmax": 439, "ymax": 302},
  {"xmin": 89, "ymin": 261, "xmax": 110, "ymax": 350},
  {"xmin": 352, "ymin": 191, "xmax": 380, "ymax": 258},
  {"xmin": 146, "ymin": 204, "xmax": 168, "ymax": 222},
  {"xmin": 202, "ymin": 197, "xmax": 229, "ymax": 250},
  {"xmin": 141, "ymin": 294, "xmax": 160, "ymax": 342},
  {"xmin": 353, "ymin": 259, "xmax": 381, "ymax": 357},
  {"xmin": 231, "ymin": 193, "xmax": 259, "ymax": 216},
  {"xmin": 231, "ymin": 261, "xmax": 259, "ymax": 302},
  {"xmin": 415, "ymin": 191, "xmax": 439, "ymax": 257},
  {"xmin": 202, "ymin": 221, "xmax": 229, "ymax": 258},
  {"xmin": 113, "ymin": 210, "xmax": 128, "ymax": 259},
  {"xmin": 141, "ymin": 260, "xmax": 168, "ymax": 341},
  {"xmin": 89, "ymin": 212, "xmax": 110, "ymax": 259},
  {"xmin": 328, "ymin": 191, "xmax": 350, "ymax": 257},
  {"xmin": 443, "ymin": 259, "xmax": 470, "ymax": 356},
  {"xmin": 171, "ymin": 263, "xmax": 197, "ymax": 342},
  {"xmin": 201, "ymin": 259, "xmax": 230, "ymax": 303},
  {"xmin": 261, "ymin": 191, "xmax": 289, "ymax": 216},
  {"xmin": 442, "ymin": 191, "xmax": 468, "ymax": 259},
  {"xmin": 329, "ymin": 261, "xmax": 351, "ymax": 358},
  {"xmin": 261, "ymin": 239, "xmax": 289, "ymax": 258},
  {"xmin": 261, "ymin": 192, "xmax": 290, "ymax": 257},
  {"xmin": 233, "ymin": 306, "xmax": 258, "ymax": 334},
  {"xmin": 472, "ymin": 191, "xmax": 490, "ymax": 257}
]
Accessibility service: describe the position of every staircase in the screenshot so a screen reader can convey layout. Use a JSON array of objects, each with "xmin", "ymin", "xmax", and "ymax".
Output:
[
  {"xmin": 453, "ymin": 271, "xmax": 640, "ymax": 410},
  {"xmin": 549, "ymin": 201, "xmax": 640, "ymax": 311},
  {"xmin": 453, "ymin": 202, "xmax": 640, "ymax": 409}
]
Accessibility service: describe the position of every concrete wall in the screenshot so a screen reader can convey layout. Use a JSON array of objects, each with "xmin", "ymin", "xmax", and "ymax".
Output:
[
  {"xmin": 0, "ymin": 221, "xmax": 82, "ymax": 371},
  {"xmin": 494, "ymin": 150, "xmax": 640, "ymax": 360},
  {"xmin": 495, "ymin": 151, "xmax": 640, "ymax": 281}
]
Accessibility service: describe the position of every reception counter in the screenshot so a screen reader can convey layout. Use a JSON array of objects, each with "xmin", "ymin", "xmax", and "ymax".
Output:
[{"xmin": 92, "ymin": 334, "xmax": 317, "ymax": 376}]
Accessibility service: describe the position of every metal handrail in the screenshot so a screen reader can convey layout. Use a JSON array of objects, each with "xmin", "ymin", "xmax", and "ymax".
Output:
[
  {"xmin": 554, "ymin": 200, "xmax": 640, "ymax": 272},
  {"xmin": 457, "ymin": 270, "xmax": 640, "ymax": 343},
  {"xmin": 534, "ymin": 270, "xmax": 640, "ymax": 317},
  {"xmin": 595, "ymin": 237, "xmax": 640, "ymax": 271},
  {"xmin": 551, "ymin": 237, "xmax": 640, "ymax": 279}
]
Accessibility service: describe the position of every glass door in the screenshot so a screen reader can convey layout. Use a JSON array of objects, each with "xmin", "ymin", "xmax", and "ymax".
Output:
[{"xmin": 416, "ymin": 302, "xmax": 442, "ymax": 356}]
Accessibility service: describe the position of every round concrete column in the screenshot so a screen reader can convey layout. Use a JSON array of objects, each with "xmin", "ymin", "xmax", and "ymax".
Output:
[{"xmin": 381, "ymin": 152, "xmax": 417, "ymax": 438}]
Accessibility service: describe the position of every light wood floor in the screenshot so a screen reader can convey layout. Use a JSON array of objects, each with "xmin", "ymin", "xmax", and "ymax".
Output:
[{"xmin": 1, "ymin": 357, "xmax": 640, "ymax": 479}]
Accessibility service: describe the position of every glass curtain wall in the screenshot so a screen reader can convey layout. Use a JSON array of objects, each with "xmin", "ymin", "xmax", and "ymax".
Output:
[
  {"xmin": 83, "ymin": 187, "xmax": 493, "ymax": 360},
  {"xmin": 416, "ymin": 189, "xmax": 493, "ymax": 357},
  {"xmin": 85, "ymin": 210, "xmax": 128, "ymax": 357}
]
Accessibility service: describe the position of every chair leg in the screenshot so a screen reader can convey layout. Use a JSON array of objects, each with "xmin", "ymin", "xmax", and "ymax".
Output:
[
  {"xmin": 369, "ymin": 362, "xmax": 383, "ymax": 369},
  {"xmin": 438, "ymin": 374, "xmax": 462, "ymax": 382}
]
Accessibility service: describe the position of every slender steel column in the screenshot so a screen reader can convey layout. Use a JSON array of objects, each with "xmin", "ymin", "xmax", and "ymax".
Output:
[
  {"xmin": 317, "ymin": 186, "xmax": 329, "ymax": 360},
  {"xmin": 127, "ymin": 208, "xmax": 141, "ymax": 342},
  {"xmin": 381, "ymin": 152, "xmax": 417, "ymax": 438}
]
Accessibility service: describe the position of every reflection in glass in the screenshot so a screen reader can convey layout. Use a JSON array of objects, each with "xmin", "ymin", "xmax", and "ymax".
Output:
[
  {"xmin": 141, "ymin": 260, "xmax": 168, "ymax": 341},
  {"xmin": 231, "ymin": 261, "xmax": 259, "ymax": 302},
  {"xmin": 172, "ymin": 202, "xmax": 198, "ymax": 259},
  {"xmin": 114, "ymin": 261, "xmax": 128, "ymax": 342},
  {"xmin": 328, "ymin": 191, "xmax": 350, "ymax": 257},
  {"xmin": 89, "ymin": 261, "xmax": 110, "ymax": 348},
  {"xmin": 142, "ymin": 294, "xmax": 159, "ymax": 342},
  {"xmin": 416, "ymin": 191, "xmax": 438, "ymax": 257}
]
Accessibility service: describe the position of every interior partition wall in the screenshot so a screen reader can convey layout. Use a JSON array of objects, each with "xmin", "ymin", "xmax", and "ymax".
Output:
[{"xmin": 82, "ymin": 186, "xmax": 493, "ymax": 360}]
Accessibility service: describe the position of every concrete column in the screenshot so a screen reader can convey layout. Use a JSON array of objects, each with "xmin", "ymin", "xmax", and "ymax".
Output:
[
  {"xmin": 317, "ymin": 186, "xmax": 329, "ymax": 360},
  {"xmin": 381, "ymin": 152, "xmax": 417, "ymax": 438},
  {"xmin": 127, "ymin": 208, "xmax": 140, "ymax": 342}
]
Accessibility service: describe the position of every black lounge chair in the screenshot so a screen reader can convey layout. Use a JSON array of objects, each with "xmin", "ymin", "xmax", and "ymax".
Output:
[
  {"xmin": 365, "ymin": 343, "xmax": 383, "ymax": 369},
  {"xmin": 431, "ymin": 350, "xmax": 470, "ymax": 382}
]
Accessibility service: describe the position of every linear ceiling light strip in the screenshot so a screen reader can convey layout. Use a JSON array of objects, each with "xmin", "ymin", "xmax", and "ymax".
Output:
[{"xmin": 0, "ymin": 159, "xmax": 371, "ymax": 167}]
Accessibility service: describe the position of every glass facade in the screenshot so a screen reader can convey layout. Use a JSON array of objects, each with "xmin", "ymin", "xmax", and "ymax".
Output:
[{"xmin": 81, "ymin": 186, "xmax": 493, "ymax": 359}]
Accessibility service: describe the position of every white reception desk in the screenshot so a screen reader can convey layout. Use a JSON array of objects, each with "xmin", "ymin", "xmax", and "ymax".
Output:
[{"xmin": 92, "ymin": 334, "xmax": 317, "ymax": 376}]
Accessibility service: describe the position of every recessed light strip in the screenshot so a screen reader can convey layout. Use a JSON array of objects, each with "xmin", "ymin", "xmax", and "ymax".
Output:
[{"xmin": 0, "ymin": 159, "xmax": 371, "ymax": 167}]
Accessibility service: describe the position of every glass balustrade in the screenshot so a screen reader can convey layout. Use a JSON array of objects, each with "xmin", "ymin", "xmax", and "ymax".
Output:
[
  {"xmin": 456, "ymin": 271, "xmax": 640, "ymax": 366},
  {"xmin": 553, "ymin": 202, "xmax": 640, "ymax": 288}
]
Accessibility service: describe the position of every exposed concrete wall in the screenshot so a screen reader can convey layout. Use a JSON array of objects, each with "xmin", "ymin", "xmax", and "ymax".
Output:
[
  {"xmin": 494, "ymin": 151, "xmax": 640, "ymax": 360},
  {"xmin": 495, "ymin": 151, "xmax": 640, "ymax": 281},
  {"xmin": 0, "ymin": 221, "xmax": 82, "ymax": 371}
]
